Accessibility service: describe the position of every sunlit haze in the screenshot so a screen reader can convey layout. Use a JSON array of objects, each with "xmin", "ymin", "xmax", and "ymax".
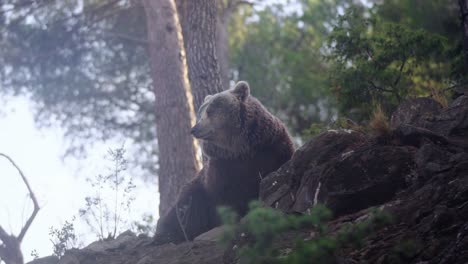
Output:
[{"xmin": 0, "ymin": 97, "xmax": 157, "ymax": 262}]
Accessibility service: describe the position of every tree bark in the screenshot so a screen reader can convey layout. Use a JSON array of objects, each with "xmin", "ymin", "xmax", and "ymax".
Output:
[
  {"xmin": 459, "ymin": 0, "xmax": 468, "ymax": 67},
  {"xmin": 0, "ymin": 228, "xmax": 23, "ymax": 264},
  {"xmin": 216, "ymin": 8, "xmax": 231, "ymax": 89},
  {"xmin": 215, "ymin": 0, "xmax": 254, "ymax": 89},
  {"xmin": 142, "ymin": 0, "xmax": 199, "ymax": 216},
  {"xmin": 176, "ymin": 0, "xmax": 223, "ymax": 111}
]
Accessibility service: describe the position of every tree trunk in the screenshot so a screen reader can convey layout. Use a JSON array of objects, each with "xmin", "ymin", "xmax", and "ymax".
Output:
[
  {"xmin": 459, "ymin": 0, "xmax": 468, "ymax": 67},
  {"xmin": 176, "ymin": 0, "xmax": 223, "ymax": 111},
  {"xmin": 0, "ymin": 230, "xmax": 23, "ymax": 264},
  {"xmin": 216, "ymin": 0, "xmax": 237, "ymax": 90},
  {"xmin": 216, "ymin": 11, "xmax": 231, "ymax": 89},
  {"xmin": 142, "ymin": 0, "xmax": 199, "ymax": 216}
]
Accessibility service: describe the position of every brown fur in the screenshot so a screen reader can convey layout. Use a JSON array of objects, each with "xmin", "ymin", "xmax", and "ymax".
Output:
[{"xmin": 154, "ymin": 82, "xmax": 294, "ymax": 243}]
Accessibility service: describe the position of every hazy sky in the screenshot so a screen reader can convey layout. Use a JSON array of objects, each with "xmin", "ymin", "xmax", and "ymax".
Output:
[{"xmin": 0, "ymin": 97, "xmax": 157, "ymax": 262}]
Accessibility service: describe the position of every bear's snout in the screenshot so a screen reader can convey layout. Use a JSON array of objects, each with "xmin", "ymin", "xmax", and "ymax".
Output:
[
  {"xmin": 190, "ymin": 124, "xmax": 203, "ymax": 138},
  {"xmin": 191, "ymin": 124, "xmax": 212, "ymax": 139}
]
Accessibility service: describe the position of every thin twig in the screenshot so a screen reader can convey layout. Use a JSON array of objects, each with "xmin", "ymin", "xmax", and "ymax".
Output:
[
  {"xmin": 393, "ymin": 58, "xmax": 407, "ymax": 87},
  {"xmin": 443, "ymin": 81, "xmax": 468, "ymax": 91},
  {"xmin": 175, "ymin": 201, "xmax": 190, "ymax": 243},
  {"xmin": 368, "ymin": 81, "xmax": 393, "ymax": 93}
]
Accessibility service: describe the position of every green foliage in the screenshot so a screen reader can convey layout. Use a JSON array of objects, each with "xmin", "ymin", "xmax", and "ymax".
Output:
[
  {"xmin": 231, "ymin": 0, "xmax": 463, "ymax": 131},
  {"xmin": 335, "ymin": 208, "xmax": 392, "ymax": 248},
  {"xmin": 376, "ymin": 0, "xmax": 466, "ymax": 86},
  {"xmin": 328, "ymin": 7, "xmax": 449, "ymax": 120},
  {"xmin": 384, "ymin": 239, "xmax": 423, "ymax": 263},
  {"xmin": 229, "ymin": 0, "xmax": 347, "ymax": 134},
  {"xmin": 302, "ymin": 117, "xmax": 362, "ymax": 139},
  {"xmin": 79, "ymin": 147, "xmax": 136, "ymax": 240},
  {"xmin": 217, "ymin": 206, "xmax": 240, "ymax": 245},
  {"xmin": 0, "ymin": 1, "xmax": 156, "ymax": 177},
  {"xmin": 302, "ymin": 122, "xmax": 327, "ymax": 139},
  {"xmin": 49, "ymin": 217, "xmax": 77, "ymax": 258},
  {"xmin": 219, "ymin": 202, "xmax": 392, "ymax": 264},
  {"xmin": 1, "ymin": 0, "xmax": 466, "ymax": 177}
]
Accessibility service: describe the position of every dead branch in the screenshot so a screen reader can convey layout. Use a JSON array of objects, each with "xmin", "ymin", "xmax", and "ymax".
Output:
[{"xmin": 0, "ymin": 153, "xmax": 40, "ymax": 264}]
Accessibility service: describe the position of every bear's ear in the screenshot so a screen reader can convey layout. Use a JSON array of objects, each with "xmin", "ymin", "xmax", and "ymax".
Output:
[
  {"xmin": 232, "ymin": 81, "xmax": 250, "ymax": 101},
  {"xmin": 204, "ymin": 95, "xmax": 212, "ymax": 103}
]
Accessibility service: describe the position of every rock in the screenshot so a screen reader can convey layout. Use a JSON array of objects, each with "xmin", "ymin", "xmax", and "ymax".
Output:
[
  {"xmin": 261, "ymin": 129, "xmax": 416, "ymax": 217},
  {"xmin": 195, "ymin": 226, "xmax": 227, "ymax": 242},
  {"xmin": 393, "ymin": 124, "xmax": 449, "ymax": 147},
  {"xmin": 27, "ymin": 256, "xmax": 59, "ymax": 264},
  {"xmin": 390, "ymin": 96, "xmax": 468, "ymax": 147},
  {"xmin": 58, "ymin": 238, "xmax": 224, "ymax": 264},
  {"xmin": 338, "ymin": 149, "xmax": 468, "ymax": 264},
  {"xmin": 390, "ymin": 97, "xmax": 442, "ymax": 128},
  {"xmin": 84, "ymin": 230, "xmax": 138, "ymax": 252},
  {"xmin": 312, "ymin": 145, "xmax": 415, "ymax": 216},
  {"xmin": 427, "ymin": 95, "xmax": 468, "ymax": 138},
  {"xmin": 233, "ymin": 141, "xmax": 468, "ymax": 263},
  {"xmin": 260, "ymin": 130, "xmax": 368, "ymax": 213},
  {"xmin": 452, "ymin": 85, "xmax": 467, "ymax": 99},
  {"xmin": 252, "ymin": 96, "xmax": 468, "ymax": 262}
]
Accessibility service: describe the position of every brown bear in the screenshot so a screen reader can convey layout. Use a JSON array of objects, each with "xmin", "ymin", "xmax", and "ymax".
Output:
[{"xmin": 154, "ymin": 81, "xmax": 294, "ymax": 244}]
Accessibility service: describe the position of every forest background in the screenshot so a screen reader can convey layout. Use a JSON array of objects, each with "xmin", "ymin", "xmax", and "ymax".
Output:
[{"xmin": 0, "ymin": 0, "xmax": 465, "ymax": 262}]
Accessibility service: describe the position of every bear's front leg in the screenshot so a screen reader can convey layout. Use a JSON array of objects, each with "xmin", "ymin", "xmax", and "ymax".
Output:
[{"xmin": 153, "ymin": 175, "xmax": 219, "ymax": 244}]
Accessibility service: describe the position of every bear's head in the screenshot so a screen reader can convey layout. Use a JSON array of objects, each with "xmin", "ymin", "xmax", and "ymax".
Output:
[{"xmin": 191, "ymin": 81, "xmax": 250, "ymax": 147}]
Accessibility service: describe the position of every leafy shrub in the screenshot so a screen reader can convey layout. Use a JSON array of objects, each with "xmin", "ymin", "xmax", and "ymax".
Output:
[
  {"xmin": 49, "ymin": 217, "xmax": 77, "ymax": 258},
  {"xmin": 328, "ymin": 7, "xmax": 449, "ymax": 121},
  {"xmin": 79, "ymin": 147, "xmax": 136, "ymax": 240},
  {"xmin": 219, "ymin": 202, "xmax": 392, "ymax": 264}
]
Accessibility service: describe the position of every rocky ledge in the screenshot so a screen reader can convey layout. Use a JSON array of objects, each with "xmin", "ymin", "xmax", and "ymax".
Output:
[{"xmin": 30, "ymin": 94, "xmax": 468, "ymax": 264}]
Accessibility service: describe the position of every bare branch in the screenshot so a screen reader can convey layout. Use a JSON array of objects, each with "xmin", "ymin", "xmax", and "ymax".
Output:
[
  {"xmin": 368, "ymin": 81, "xmax": 393, "ymax": 93},
  {"xmin": 0, "ymin": 153, "xmax": 40, "ymax": 243},
  {"xmin": 175, "ymin": 201, "xmax": 190, "ymax": 244},
  {"xmin": 368, "ymin": 80, "xmax": 402, "ymax": 102},
  {"xmin": 443, "ymin": 81, "xmax": 468, "ymax": 92},
  {"xmin": 393, "ymin": 57, "xmax": 407, "ymax": 88}
]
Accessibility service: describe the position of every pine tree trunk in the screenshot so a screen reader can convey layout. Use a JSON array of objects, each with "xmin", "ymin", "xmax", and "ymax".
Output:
[
  {"xmin": 216, "ymin": 12, "xmax": 231, "ymax": 89},
  {"xmin": 176, "ymin": 0, "xmax": 223, "ymax": 111},
  {"xmin": 142, "ymin": 0, "xmax": 199, "ymax": 216}
]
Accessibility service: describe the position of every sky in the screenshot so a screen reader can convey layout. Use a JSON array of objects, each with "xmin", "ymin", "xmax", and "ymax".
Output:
[{"xmin": 0, "ymin": 97, "xmax": 157, "ymax": 262}]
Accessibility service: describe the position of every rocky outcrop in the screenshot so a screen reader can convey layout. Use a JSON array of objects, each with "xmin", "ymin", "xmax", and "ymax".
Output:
[
  {"xmin": 29, "ymin": 96, "xmax": 468, "ymax": 264},
  {"xmin": 258, "ymin": 96, "xmax": 468, "ymax": 263},
  {"xmin": 260, "ymin": 130, "xmax": 369, "ymax": 213},
  {"xmin": 390, "ymin": 97, "xmax": 443, "ymax": 128},
  {"xmin": 390, "ymin": 95, "xmax": 468, "ymax": 140},
  {"xmin": 54, "ymin": 232, "xmax": 224, "ymax": 264}
]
